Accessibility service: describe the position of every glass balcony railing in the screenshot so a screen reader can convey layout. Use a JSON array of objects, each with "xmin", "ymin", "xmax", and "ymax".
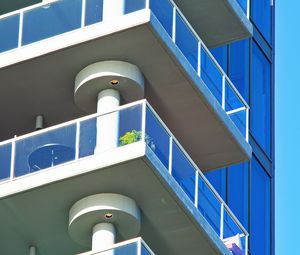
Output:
[
  {"xmin": 0, "ymin": 100, "xmax": 249, "ymax": 254},
  {"xmin": 0, "ymin": 0, "xmax": 250, "ymax": 141},
  {"xmin": 79, "ymin": 237, "xmax": 155, "ymax": 255}
]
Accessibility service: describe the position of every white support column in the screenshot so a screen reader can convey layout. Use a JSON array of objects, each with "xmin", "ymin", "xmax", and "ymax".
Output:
[
  {"xmin": 103, "ymin": 0, "xmax": 125, "ymax": 21},
  {"xmin": 95, "ymin": 89, "xmax": 120, "ymax": 154},
  {"xmin": 92, "ymin": 223, "xmax": 116, "ymax": 253},
  {"xmin": 29, "ymin": 246, "xmax": 36, "ymax": 255}
]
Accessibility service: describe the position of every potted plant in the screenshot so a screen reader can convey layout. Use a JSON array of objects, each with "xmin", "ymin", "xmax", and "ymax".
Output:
[{"xmin": 119, "ymin": 130, "xmax": 155, "ymax": 151}]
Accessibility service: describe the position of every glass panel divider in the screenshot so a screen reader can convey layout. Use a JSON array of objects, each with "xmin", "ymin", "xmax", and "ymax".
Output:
[
  {"xmin": 194, "ymin": 172, "xmax": 198, "ymax": 208},
  {"xmin": 75, "ymin": 120, "xmax": 81, "ymax": 160},
  {"xmin": 81, "ymin": 0, "xmax": 86, "ymax": 27},
  {"xmin": 168, "ymin": 136, "xmax": 173, "ymax": 175},
  {"xmin": 10, "ymin": 138, "xmax": 16, "ymax": 180},
  {"xmin": 18, "ymin": 11, "xmax": 23, "ymax": 47},
  {"xmin": 220, "ymin": 202, "xmax": 224, "ymax": 240},
  {"xmin": 141, "ymin": 100, "xmax": 147, "ymax": 143},
  {"xmin": 246, "ymin": 107, "xmax": 249, "ymax": 142},
  {"xmin": 172, "ymin": 6, "xmax": 176, "ymax": 42},
  {"xmin": 222, "ymin": 75, "xmax": 226, "ymax": 110},
  {"xmin": 197, "ymin": 41, "xmax": 201, "ymax": 77},
  {"xmin": 137, "ymin": 237, "xmax": 142, "ymax": 255}
]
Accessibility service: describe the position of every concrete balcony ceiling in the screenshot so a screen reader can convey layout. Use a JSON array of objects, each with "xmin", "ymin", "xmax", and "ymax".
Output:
[
  {"xmin": 0, "ymin": 0, "xmax": 40, "ymax": 15},
  {"xmin": 0, "ymin": 9, "xmax": 251, "ymax": 171},
  {"xmin": 173, "ymin": 0, "xmax": 253, "ymax": 48}
]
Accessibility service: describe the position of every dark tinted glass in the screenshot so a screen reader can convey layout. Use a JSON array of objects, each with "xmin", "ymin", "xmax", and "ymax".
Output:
[
  {"xmin": 228, "ymin": 163, "xmax": 249, "ymax": 230},
  {"xmin": 229, "ymin": 39, "xmax": 249, "ymax": 103},
  {"xmin": 211, "ymin": 45, "xmax": 228, "ymax": 72},
  {"xmin": 205, "ymin": 168, "xmax": 226, "ymax": 200},
  {"xmin": 251, "ymin": 0, "xmax": 272, "ymax": 43},
  {"xmin": 251, "ymin": 42, "xmax": 271, "ymax": 156},
  {"xmin": 250, "ymin": 157, "xmax": 271, "ymax": 255}
]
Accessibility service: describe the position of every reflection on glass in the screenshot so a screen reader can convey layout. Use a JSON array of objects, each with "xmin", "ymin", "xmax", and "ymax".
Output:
[
  {"xmin": 146, "ymin": 107, "xmax": 170, "ymax": 169},
  {"xmin": 0, "ymin": 14, "xmax": 19, "ymax": 53},
  {"xmin": 172, "ymin": 142, "xmax": 195, "ymax": 202},
  {"xmin": 205, "ymin": 168, "xmax": 226, "ymax": 200},
  {"xmin": 98, "ymin": 241, "xmax": 138, "ymax": 254},
  {"xmin": 22, "ymin": 0, "xmax": 82, "ymax": 45},
  {"xmin": 175, "ymin": 12, "xmax": 198, "ymax": 72},
  {"xmin": 85, "ymin": 0, "xmax": 103, "ymax": 26},
  {"xmin": 251, "ymin": 42, "xmax": 271, "ymax": 156},
  {"xmin": 150, "ymin": 0, "xmax": 173, "ymax": 37},
  {"xmin": 0, "ymin": 143, "xmax": 12, "ymax": 181},
  {"xmin": 229, "ymin": 110, "xmax": 246, "ymax": 137},
  {"xmin": 14, "ymin": 124, "xmax": 76, "ymax": 177},
  {"xmin": 198, "ymin": 174, "xmax": 221, "ymax": 234},
  {"xmin": 201, "ymin": 47, "xmax": 222, "ymax": 104}
]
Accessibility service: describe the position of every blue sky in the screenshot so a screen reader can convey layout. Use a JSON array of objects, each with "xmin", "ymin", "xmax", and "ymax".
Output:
[{"xmin": 275, "ymin": 0, "xmax": 300, "ymax": 253}]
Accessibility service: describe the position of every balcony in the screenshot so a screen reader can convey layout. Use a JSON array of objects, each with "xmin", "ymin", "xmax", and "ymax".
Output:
[
  {"xmin": 172, "ymin": 0, "xmax": 252, "ymax": 47},
  {"xmin": 0, "ymin": 0, "xmax": 251, "ymax": 171},
  {"xmin": 0, "ymin": 100, "xmax": 248, "ymax": 255},
  {"xmin": 79, "ymin": 237, "xmax": 155, "ymax": 255}
]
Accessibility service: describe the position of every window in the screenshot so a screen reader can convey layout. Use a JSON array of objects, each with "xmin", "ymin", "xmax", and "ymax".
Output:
[
  {"xmin": 251, "ymin": 42, "xmax": 271, "ymax": 157},
  {"xmin": 205, "ymin": 168, "xmax": 227, "ymax": 200},
  {"xmin": 251, "ymin": 0, "xmax": 272, "ymax": 43},
  {"xmin": 250, "ymin": 157, "xmax": 271, "ymax": 255},
  {"xmin": 228, "ymin": 163, "xmax": 249, "ymax": 230},
  {"xmin": 229, "ymin": 40, "xmax": 250, "ymax": 103}
]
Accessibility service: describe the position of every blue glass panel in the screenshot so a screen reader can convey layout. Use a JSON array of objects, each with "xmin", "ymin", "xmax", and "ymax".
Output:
[
  {"xmin": 225, "ymin": 81, "xmax": 244, "ymax": 112},
  {"xmin": 251, "ymin": 0, "xmax": 271, "ymax": 43},
  {"xmin": 113, "ymin": 242, "xmax": 137, "ymax": 254},
  {"xmin": 0, "ymin": 143, "xmax": 12, "ymax": 181},
  {"xmin": 79, "ymin": 118, "xmax": 96, "ymax": 158},
  {"xmin": 250, "ymin": 157, "xmax": 271, "ymax": 255},
  {"xmin": 198, "ymin": 174, "xmax": 221, "ymax": 234},
  {"xmin": 175, "ymin": 12, "xmax": 198, "ymax": 72},
  {"xmin": 22, "ymin": 0, "xmax": 82, "ymax": 45},
  {"xmin": 228, "ymin": 163, "xmax": 249, "ymax": 230},
  {"xmin": 172, "ymin": 142, "xmax": 195, "ymax": 202},
  {"xmin": 211, "ymin": 45, "xmax": 228, "ymax": 72},
  {"xmin": 146, "ymin": 107, "xmax": 170, "ymax": 169},
  {"xmin": 141, "ymin": 244, "xmax": 151, "ymax": 255},
  {"xmin": 237, "ymin": 0, "xmax": 247, "ymax": 13},
  {"xmin": 85, "ymin": 0, "xmax": 103, "ymax": 26},
  {"xmin": 205, "ymin": 168, "xmax": 226, "ymax": 200},
  {"xmin": 124, "ymin": 0, "xmax": 145, "ymax": 14},
  {"xmin": 251, "ymin": 42, "xmax": 271, "ymax": 156},
  {"xmin": 150, "ymin": 0, "xmax": 173, "ymax": 37},
  {"xmin": 201, "ymin": 47, "xmax": 222, "ymax": 104},
  {"xmin": 0, "ymin": 14, "xmax": 19, "ymax": 53},
  {"xmin": 229, "ymin": 110, "xmax": 246, "ymax": 137},
  {"xmin": 229, "ymin": 40, "xmax": 249, "ymax": 103},
  {"xmin": 14, "ymin": 124, "xmax": 76, "ymax": 177}
]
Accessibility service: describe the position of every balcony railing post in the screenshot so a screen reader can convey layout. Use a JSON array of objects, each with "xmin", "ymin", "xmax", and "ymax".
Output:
[
  {"xmin": 81, "ymin": 0, "xmax": 86, "ymax": 27},
  {"xmin": 222, "ymin": 75, "xmax": 226, "ymax": 110},
  {"xmin": 18, "ymin": 11, "xmax": 24, "ymax": 48},
  {"xmin": 141, "ymin": 101, "xmax": 146, "ymax": 143},
  {"xmin": 197, "ymin": 41, "xmax": 201, "ymax": 77},
  {"xmin": 220, "ymin": 203, "xmax": 224, "ymax": 240},
  {"xmin": 245, "ymin": 234, "xmax": 249, "ymax": 255},
  {"xmin": 145, "ymin": 0, "xmax": 150, "ymax": 10},
  {"xmin": 75, "ymin": 120, "xmax": 80, "ymax": 160},
  {"xmin": 194, "ymin": 172, "xmax": 198, "ymax": 208},
  {"xmin": 246, "ymin": 107, "xmax": 249, "ymax": 142},
  {"xmin": 10, "ymin": 137, "xmax": 16, "ymax": 180},
  {"xmin": 137, "ymin": 238, "xmax": 142, "ymax": 255},
  {"xmin": 168, "ymin": 136, "xmax": 173, "ymax": 175},
  {"xmin": 247, "ymin": 0, "xmax": 250, "ymax": 19},
  {"xmin": 172, "ymin": 6, "xmax": 176, "ymax": 43}
]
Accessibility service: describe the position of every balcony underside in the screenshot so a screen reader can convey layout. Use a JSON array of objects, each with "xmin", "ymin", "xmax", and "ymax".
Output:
[
  {"xmin": 0, "ymin": 10, "xmax": 251, "ymax": 171},
  {"xmin": 0, "ymin": 143, "xmax": 231, "ymax": 255},
  {"xmin": 173, "ymin": 0, "xmax": 252, "ymax": 48}
]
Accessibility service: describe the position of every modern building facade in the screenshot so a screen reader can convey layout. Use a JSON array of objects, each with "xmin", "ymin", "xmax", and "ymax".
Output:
[{"xmin": 0, "ymin": 0, "xmax": 274, "ymax": 255}]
